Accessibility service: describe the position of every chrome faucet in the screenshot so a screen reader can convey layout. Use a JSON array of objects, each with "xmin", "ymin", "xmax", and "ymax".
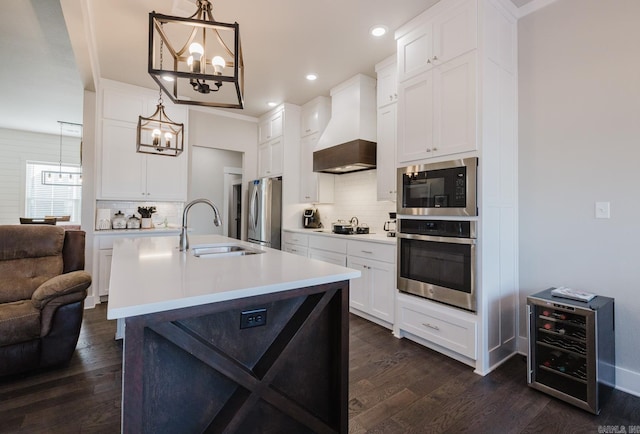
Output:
[{"xmin": 179, "ymin": 198, "xmax": 223, "ymax": 251}]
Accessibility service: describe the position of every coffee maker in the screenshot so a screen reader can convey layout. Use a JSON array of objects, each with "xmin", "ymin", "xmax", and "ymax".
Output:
[
  {"xmin": 303, "ymin": 208, "xmax": 322, "ymax": 229},
  {"xmin": 383, "ymin": 212, "xmax": 397, "ymax": 237}
]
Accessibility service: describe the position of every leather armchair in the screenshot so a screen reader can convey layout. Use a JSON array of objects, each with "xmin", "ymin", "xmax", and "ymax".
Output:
[{"xmin": 0, "ymin": 225, "xmax": 91, "ymax": 376}]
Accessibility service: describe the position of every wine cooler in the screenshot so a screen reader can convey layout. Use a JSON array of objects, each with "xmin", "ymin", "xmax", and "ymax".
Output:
[{"xmin": 527, "ymin": 288, "xmax": 615, "ymax": 414}]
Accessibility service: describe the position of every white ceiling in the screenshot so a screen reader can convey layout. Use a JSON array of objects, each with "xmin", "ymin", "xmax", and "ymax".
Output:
[{"xmin": 0, "ymin": 0, "xmax": 538, "ymax": 136}]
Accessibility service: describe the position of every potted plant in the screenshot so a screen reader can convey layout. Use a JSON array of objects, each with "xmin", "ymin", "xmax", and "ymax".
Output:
[{"xmin": 137, "ymin": 206, "xmax": 156, "ymax": 229}]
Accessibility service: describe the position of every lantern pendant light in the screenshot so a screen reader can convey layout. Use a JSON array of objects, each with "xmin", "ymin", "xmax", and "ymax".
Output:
[
  {"xmin": 136, "ymin": 90, "xmax": 184, "ymax": 157},
  {"xmin": 148, "ymin": 0, "xmax": 244, "ymax": 109}
]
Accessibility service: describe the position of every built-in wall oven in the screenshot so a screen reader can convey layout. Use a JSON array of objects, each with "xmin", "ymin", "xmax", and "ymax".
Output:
[
  {"xmin": 397, "ymin": 157, "xmax": 478, "ymax": 217},
  {"xmin": 397, "ymin": 219, "xmax": 477, "ymax": 312}
]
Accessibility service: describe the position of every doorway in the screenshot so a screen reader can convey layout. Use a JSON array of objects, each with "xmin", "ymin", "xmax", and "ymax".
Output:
[
  {"xmin": 189, "ymin": 146, "xmax": 243, "ymax": 235},
  {"xmin": 223, "ymin": 169, "xmax": 242, "ymax": 239}
]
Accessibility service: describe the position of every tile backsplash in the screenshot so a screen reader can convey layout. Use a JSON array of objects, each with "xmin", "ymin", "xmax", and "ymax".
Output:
[
  {"xmin": 96, "ymin": 201, "xmax": 184, "ymax": 229},
  {"xmin": 316, "ymin": 170, "xmax": 395, "ymax": 233}
]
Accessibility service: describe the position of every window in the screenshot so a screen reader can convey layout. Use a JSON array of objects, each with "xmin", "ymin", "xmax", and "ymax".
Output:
[{"xmin": 25, "ymin": 162, "xmax": 82, "ymax": 222}]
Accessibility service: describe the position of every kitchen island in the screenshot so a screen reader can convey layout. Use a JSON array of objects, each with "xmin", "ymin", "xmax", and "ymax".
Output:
[{"xmin": 107, "ymin": 234, "xmax": 360, "ymax": 434}]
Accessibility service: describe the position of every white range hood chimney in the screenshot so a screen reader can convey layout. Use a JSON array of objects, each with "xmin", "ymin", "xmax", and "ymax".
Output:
[{"xmin": 313, "ymin": 74, "xmax": 377, "ymax": 174}]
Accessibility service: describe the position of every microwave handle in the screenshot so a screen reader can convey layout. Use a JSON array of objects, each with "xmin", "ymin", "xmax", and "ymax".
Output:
[{"xmin": 397, "ymin": 232, "xmax": 476, "ymax": 245}]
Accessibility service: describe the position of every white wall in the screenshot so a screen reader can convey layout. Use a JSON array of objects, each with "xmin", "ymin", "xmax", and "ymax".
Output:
[
  {"xmin": 187, "ymin": 109, "xmax": 258, "ymax": 240},
  {"xmin": 0, "ymin": 127, "xmax": 82, "ymax": 224},
  {"xmin": 188, "ymin": 146, "xmax": 242, "ymax": 235},
  {"xmin": 518, "ymin": 0, "xmax": 640, "ymax": 395},
  {"xmin": 316, "ymin": 170, "xmax": 395, "ymax": 233}
]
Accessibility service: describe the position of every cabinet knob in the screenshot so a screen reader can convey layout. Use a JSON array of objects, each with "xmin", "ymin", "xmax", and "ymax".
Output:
[
  {"xmin": 393, "ymin": 93, "xmax": 398, "ymax": 99},
  {"xmin": 432, "ymin": 56, "xmax": 438, "ymax": 61},
  {"xmin": 427, "ymin": 59, "xmax": 431, "ymax": 64},
  {"xmin": 432, "ymin": 147, "xmax": 438, "ymax": 151},
  {"xmin": 389, "ymin": 95, "xmax": 393, "ymax": 101},
  {"xmin": 426, "ymin": 148, "xmax": 432, "ymax": 152}
]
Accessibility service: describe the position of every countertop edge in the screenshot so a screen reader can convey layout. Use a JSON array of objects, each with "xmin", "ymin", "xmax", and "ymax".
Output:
[
  {"xmin": 106, "ymin": 270, "xmax": 359, "ymax": 320},
  {"xmin": 283, "ymin": 227, "xmax": 396, "ymax": 245}
]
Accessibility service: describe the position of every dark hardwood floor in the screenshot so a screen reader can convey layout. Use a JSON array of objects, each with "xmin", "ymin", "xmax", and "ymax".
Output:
[{"xmin": 1, "ymin": 304, "xmax": 638, "ymax": 433}]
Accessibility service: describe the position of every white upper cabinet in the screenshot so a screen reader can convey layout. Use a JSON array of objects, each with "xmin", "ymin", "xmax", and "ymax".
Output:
[
  {"xmin": 98, "ymin": 81, "xmax": 188, "ymax": 201},
  {"xmin": 299, "ymin": 132, "xmax": 334, "ymax": 203},
  {"xmin": 301, "ymin": 96, "xmax": 330, "ymax": 137},
  {"xmin": 258, "ymin": 137, "xmax": 284, "ymax": 178},
  {"xmin": 376, "ymin": 104, "xmax": 397, "ymax": 201},
  {"xmin": 375, "ymin": 55, "xmax": 398, "ymax": 201},
  {"xmin": 258, "ymin": 110, "xmax": 283, "ymax": 144},
  {"xmin": 299, "ymin": 97, "xmax": 333, "ymax": 203},
  {"xmin": 397, "ymin": 0, "xmax": 477, "ymax": 83},
  {"xmin": 375, "ymin": 56, "xmax": 398, "ymax": 108}
]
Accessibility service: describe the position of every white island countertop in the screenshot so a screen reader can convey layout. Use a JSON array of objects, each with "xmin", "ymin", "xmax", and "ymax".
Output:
[{"xmin": 107, "ymin": 234, "xmax": 361, "ymax": 320}]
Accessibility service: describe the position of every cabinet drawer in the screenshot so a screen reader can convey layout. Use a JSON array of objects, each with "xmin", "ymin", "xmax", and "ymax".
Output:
[
  {"xmin": 398, "ymin": 297, "xmax": 476, "ymax": 359},
  {"xmin": 283, "ymin": 244, "xmax": 308, "ymax": 257},
  {"xmin": 282, "ymin": 231, "xmax": 309, "ymax": 247},
  {"xmin": 308, "ymin": 248, "xmax": 346, "ymax": 266},
  {"xmin": 347, "ymin": 240, "xmax": 395, "ymax": 263},
  {"xmin": 308, "ymin": 235, "xmax": 347, "ymax": 254}
]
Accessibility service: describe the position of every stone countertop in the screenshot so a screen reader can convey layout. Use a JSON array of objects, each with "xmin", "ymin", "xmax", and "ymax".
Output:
[
  {"xmin": 106, "ymin": 234, "xmax": 361, "ymax": 320},
  {"xmin": 283, "ymin": 227, "xmax": 397, "ymax": 245}
]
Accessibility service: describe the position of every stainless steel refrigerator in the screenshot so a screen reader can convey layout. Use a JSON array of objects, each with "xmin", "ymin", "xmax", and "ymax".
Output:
[{"xmin": 247, "ymin": 177, "xmax": 282, "ymax": 249}]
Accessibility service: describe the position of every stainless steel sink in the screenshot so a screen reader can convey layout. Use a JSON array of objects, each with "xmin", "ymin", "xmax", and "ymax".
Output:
[{"xmin": 191, "ymin": 244, "xmax": 265, "ymax": 258}]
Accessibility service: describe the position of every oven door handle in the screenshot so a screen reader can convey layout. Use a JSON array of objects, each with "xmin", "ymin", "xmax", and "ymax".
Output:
[{"xmin": 397, "ymin": 232, "xmax": 477, "ymax": 245}]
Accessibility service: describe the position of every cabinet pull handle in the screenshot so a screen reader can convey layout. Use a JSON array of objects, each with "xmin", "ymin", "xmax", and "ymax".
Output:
[
  {"xmin": 423, "ymin": 323, "xmax": 440, "ymax": 331},
  {"xmin": 361, "ymin": 250, "xmax": 373, "ymax": 254}
]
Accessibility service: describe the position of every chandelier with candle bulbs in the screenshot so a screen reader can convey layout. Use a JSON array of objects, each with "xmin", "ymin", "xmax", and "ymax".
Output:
[{"xmin": 147, "ymin": 0, "xmax": 244, "ymax": 109}]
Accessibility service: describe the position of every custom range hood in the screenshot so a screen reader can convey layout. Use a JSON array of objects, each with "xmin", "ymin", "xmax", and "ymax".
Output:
[{"xmin": 313, "ymin": 74, "xmax": 377, "ymax": 174}]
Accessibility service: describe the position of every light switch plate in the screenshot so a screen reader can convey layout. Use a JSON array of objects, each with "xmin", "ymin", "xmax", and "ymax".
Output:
[{"xmin": 595, "ymin": 202, "xmax": 610, "ymax": 219}]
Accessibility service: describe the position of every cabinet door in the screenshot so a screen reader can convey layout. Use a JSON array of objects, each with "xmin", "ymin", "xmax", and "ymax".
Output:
[
  {"xmin": 258, "ymin": 142, "xmax": 271, "ymax": 177},
  {"xmin": 377, "ymin": 63, "xmax": 398, "ymax": 108},
  {"xmin": 397, "ymin": 23, "xmax": 434, "ymax": 82},
  {"xmin": 301, "ymin": 103, "xmax": 320, "ymax": 137},
  {"xmin": 269, "ymin": 137, "xmax": 284, "ymax": 177},
  {"xmin": 433, "ymin": 51, "xmax": 476, "ymax": 157},
  {"xmin": 369, "ymin": 259, "xmax": 395, "ymax": 323},
  {"xmin": 347, "ymin": 257, "xmax": 369, "ymax": 312},
  {"xmin": 376, "ymin": 104, "xmax": 397, "ymax": 201},
  {"xmin": 299, "ymin": 133, "xmax": 317, "ymax": 202},
  {"xmin": 259, "ymin": 111, "xmax": 284, "ymax": 143},
  {"xmin": 258, "ymin": 138, "xmax": 283, "ymax": 178},
  {"xmin": 432, "ymin": 0, "xmax": 477, "ymax": 65},
  {"xmin": 397, "ymin": 71, "xmax": 435, "ymax": 163},
  {"xmin": 100, "ymin": 120, "xmax": 145, "ymax": 199},
  {"xmin": 145, "ymin": 153, "xmax": 187, "ymax": 201},
  {"xmin": 98, "ymin": 249, "xmax": 113, "ymax": 296}
]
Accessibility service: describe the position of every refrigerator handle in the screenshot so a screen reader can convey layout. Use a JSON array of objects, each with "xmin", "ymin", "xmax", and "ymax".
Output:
[{"xmin": 249, "ymin": 186, "xmax": 258, "ymax": 229}]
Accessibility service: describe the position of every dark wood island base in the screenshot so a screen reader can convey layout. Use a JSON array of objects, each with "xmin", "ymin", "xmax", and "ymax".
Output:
[{"xmin": 121, "ymin": 280, "xmax": 349, "ymax": 433}]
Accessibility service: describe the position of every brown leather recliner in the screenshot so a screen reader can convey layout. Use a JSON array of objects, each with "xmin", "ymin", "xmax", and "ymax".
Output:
[{"xmin": 0, "ymin": 225, "xmax": 91, "ymax": 376}]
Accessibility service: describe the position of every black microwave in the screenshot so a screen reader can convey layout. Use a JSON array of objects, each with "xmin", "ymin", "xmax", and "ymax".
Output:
[{"xmin": 397, "ymin": 157, "xmax": 478, "ymax": 217}]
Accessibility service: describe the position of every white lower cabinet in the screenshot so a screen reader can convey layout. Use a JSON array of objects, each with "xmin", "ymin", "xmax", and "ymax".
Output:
[
  {"xmin": 308, "ymin": 235, "xmax": 347, "ymax": 266},
  {"xmin": 396, "ymin": 292, "xmax": 477, "ymax": 362},
  {"xmin": 282, "ymin": 231, "xmax": 309, "ymax": 257},
  {"xmin": 347, "ymin": 240, "xmax": 395, "ymax": 329},
  {"xmin": 97, "ymin": 249, "xmax": 113, "ymax": 297}
]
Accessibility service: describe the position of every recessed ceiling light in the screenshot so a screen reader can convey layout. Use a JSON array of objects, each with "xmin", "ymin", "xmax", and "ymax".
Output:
[
  {"xmin": 306, "ymin": 73, "xmax": 318, "ymax": 81},
  {"xmin": 267, "ymin": 101, "xmax": 278, "ymax": 107},
  {"xmin": 370, "ymin": 25, "xmax": 388, "ymax": 37}
]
